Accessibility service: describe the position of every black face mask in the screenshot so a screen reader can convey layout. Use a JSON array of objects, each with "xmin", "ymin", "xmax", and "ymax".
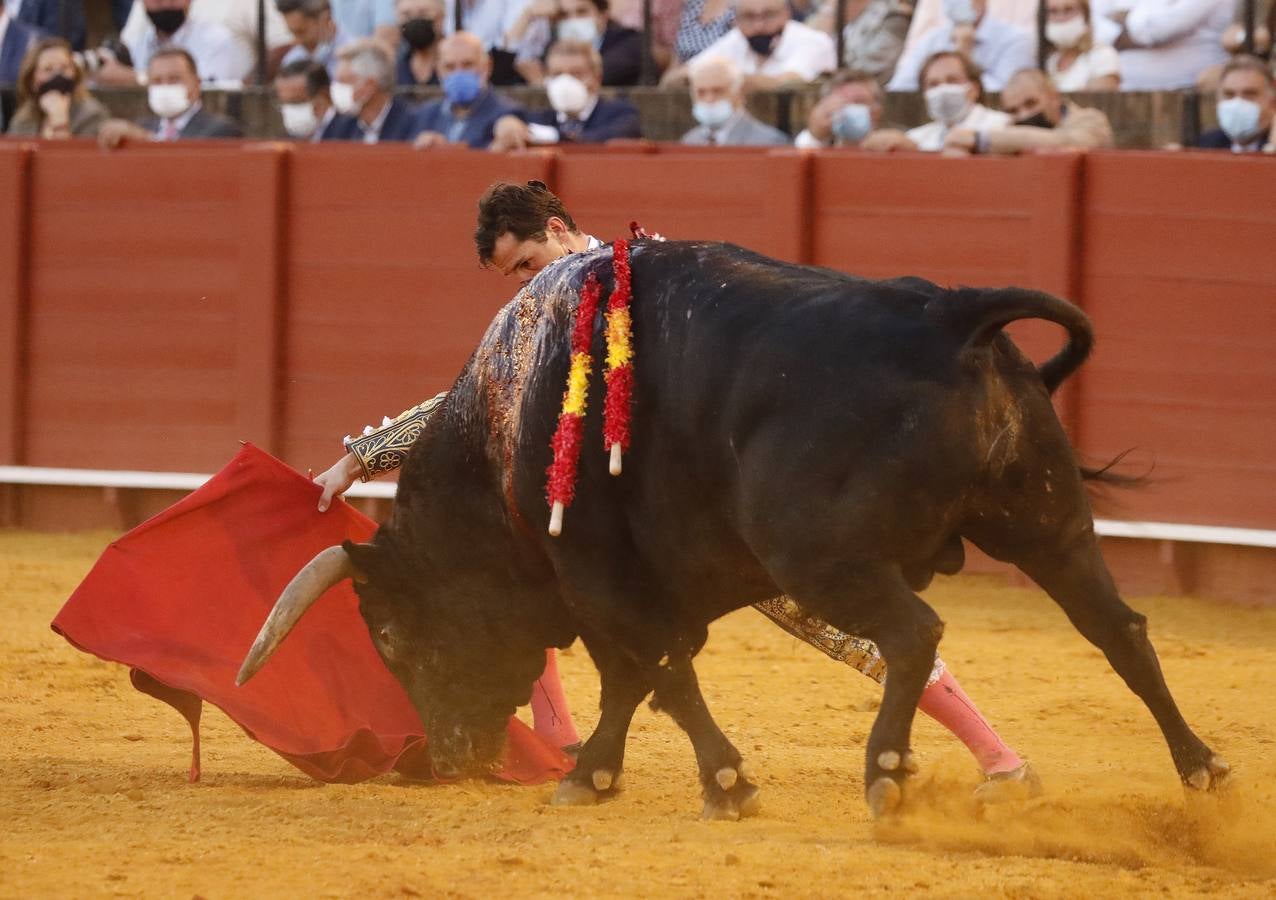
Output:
[
  {"xmin": 1016, "ymin": 111, "xmax": 1053, "ymax": 129},
  {"xmin": 401, "ymin": 18, "xmax": 437, "ymax": 51},
  {"xmin": 147, "ymin": 8, "xmax": 187, "ymax": 35},
  {"xmin": 37, "ymin": 73, "xmax": 77, "ymax": 97},
  {"xmin": 746, "ymin": 31, "xmax": 781, "ymax": 56}
]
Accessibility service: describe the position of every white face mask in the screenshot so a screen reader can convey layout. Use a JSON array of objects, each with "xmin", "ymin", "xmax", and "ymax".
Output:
[
  {"xmin": 1216, "ymin": 96, "xmax": 1263, "ymax": 142},
  {"xmin": 925, "ymin": 82, "xmax": 973, "ymax": 126},
  {"xmin": 545, "ymin": 73, "xmax": 591, "ymax": 115},
  {"xmin": 330, "ymin": 80, "xmax": 362, "ymax": 115},
  {"xmin": 1045, "ymin": 16, "xmax": 1088, "ymax": 48},
  {"xmin": 943, "ymin": 0, "xmax": 978, "ymax": 25},
  {"xmin": 281, "ymin": 101, "xmax": 319, "ymax": 137},
  {"xmin": 148, "ymin": 83, "xmax": 191, "ymax": 119},
  {"xmin": 557, "ymin": 16, "xmax": 599, "ymax": 43},
  {"xmin": 692, "ymin": 98, "xmax": 735, "ymax": 130}
]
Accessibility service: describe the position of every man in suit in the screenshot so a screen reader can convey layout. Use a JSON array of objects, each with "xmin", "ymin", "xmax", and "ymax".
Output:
[
  {"xmin": 13, "ymin": 0, "xmax": 87, "ymax": 50},
  {"xmin": 681, "ymin": 53, "xmax": 788, "ymax": 146},
  {"xmin": 323, "ymin": 38, "xmax": 419, "ymax": 142},
  {"xmin": 275, "ymin": 58, "xmax": 349, "ymax": 140},
  {"xmin": 412, "ymin": 31, "xmax": 523, "ymax": 149},
  {"xmin": 97, "ymin": 47, "xmax": 243, "ymax": 148},
  {"xmin": 1196, "ymin": 55, "xmax": 1275, "ymax": 153},
  {"xmin": 491, "ymin": 39, "xmax": 640, "ymax": 149},
  {"xmin": 0, "ymin": 0, "xmax": 42, "ymax": 88}
]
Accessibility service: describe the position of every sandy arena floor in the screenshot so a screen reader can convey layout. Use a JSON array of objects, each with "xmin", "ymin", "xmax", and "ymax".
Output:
[{"xmin": 2, "ymin": 530, "xmax": 1275, "ymax": 898}]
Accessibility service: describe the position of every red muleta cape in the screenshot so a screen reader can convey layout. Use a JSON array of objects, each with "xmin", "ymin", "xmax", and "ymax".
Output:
[{"xmin": 51, "ymin": 443, "xmax": 572, "ymax": 786}]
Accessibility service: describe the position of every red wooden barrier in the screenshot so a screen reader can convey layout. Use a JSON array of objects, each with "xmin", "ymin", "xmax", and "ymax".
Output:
[{"xmin": 1079, "ymin": 151, "xmax": 1276, "ymax": 529}]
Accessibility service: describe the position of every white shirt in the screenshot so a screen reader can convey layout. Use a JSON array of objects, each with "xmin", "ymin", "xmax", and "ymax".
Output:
[
  {"xmin": 1091, "ymin": 0, "xmax": 1230, "ymax": 90},
  {"xmin": 888, "ymin": 14, "xmax": 1037, "ymax": 92},
  {"xmin": 906, "ymin": 103, "xmax": 1011, "ymax": 151},
  {"xmin": 794, "ymin": 128, "xmax": 827, "ymax": 150},
  {"xmin": 525, "ymin": 96, "xmax": 600, "ymax": 144},
  {"xmin": 444, "ymin": 0, "xmax": 532, "ymax": 50},
  {"xmin": 1046, "ymin": 44, "xmax": 1121, "ymax": 92},
  {"xmin": 688, "ymin": 20, "xmax": 837, "ymax": 83},
  {"xmin": 124, "ymin": 18, "xmax": 256, "ymax": 86}
]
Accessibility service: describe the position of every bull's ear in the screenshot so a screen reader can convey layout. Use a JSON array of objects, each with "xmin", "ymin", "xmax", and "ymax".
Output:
[{"xmin": 340, "ymin": 540, "xmax": 374, "ymax": 584}]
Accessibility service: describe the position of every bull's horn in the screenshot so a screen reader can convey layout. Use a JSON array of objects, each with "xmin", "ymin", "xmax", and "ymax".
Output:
[{"xmin": 235, "ymin": 545, "xmax": 358, "ymax": 686}]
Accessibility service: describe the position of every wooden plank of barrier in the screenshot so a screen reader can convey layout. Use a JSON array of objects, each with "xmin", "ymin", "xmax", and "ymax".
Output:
[
  {"xmin": 22, "ymin": 144, "xmax": 247, "ymax": 472},
  {"xmin": 280, "ymin": 147, "xmax": 553, "ymax": 468},
  {"xmin": 1078, "ymin": 150, "xmax": 1276, "ymax": 530},
  {"xmin": 236, "ymin": 145, "xmax": 289, "ymax": 455},
  {"xmin": 0, "ymin": 144, "xmax": 31, "ymax": 468},
  {"xmin": 552, "ymin": 150, "xmax": 809, "ymax": 263}
]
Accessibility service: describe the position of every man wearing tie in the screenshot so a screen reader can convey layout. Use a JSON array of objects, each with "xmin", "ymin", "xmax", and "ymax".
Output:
[
  {"xmin": 97, "ymin": 47, "xmax": 243, "ymax": 148},
  {"xmin": 489, "ymin": 39, "xmax": 642, "ymax": 149}
]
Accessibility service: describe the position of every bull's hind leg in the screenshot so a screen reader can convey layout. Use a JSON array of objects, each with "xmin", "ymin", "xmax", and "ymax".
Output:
[
  {"xmin": 780, "ymin": 565, "xmax": 945, "ymax": 818},
  {"xmin": 650, "ymin": 653, "xmax": 760, "ymax": 820},
  {"xmin": 1017, "ymin": 533, "xmax": 1230, "ymax": 791}
]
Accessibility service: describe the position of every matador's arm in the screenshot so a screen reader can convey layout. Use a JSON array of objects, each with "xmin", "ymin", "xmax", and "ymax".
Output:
[{"xmin": 342, "ymin": 392, "xmax": 448, "ymax": 481}]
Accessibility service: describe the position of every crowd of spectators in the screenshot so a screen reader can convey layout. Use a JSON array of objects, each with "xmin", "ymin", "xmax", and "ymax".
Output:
[{"xmin": 0, "ymin": 0, "xmax": 1273, "ymax": 153}]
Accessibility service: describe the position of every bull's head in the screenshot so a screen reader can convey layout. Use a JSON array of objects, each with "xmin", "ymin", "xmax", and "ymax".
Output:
[{"xmin": 236, "ymin": 539, "xmax": 550, "ymax": 778}]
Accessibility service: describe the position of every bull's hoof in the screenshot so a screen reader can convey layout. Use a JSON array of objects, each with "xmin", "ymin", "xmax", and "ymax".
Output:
[
  {"xmin": 866, "ymin": 776, "xmax": 903, "ymax": 819},
  {"xmin": 701, "ymin": 781, "xmax": 761, "ymax": 821},
  {"xmin": 1184, "ymin": 754, "xmax": 1231, "ymax": 792},
  {"xmin": 974, "ymin": 762, "xmax": 1043, "ymax": 805},
  {"xmin": 550, "ymin": 778, "xmax": 600, "ymax": 807}
]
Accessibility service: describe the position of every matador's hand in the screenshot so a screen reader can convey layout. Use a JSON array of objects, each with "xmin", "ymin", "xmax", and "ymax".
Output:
[{"xmin": 314, "ymin": 452, "xmax": 362, "ymax": 512}]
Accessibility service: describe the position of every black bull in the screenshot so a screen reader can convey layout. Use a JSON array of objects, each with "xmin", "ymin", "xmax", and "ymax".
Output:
[{"xmin": 239, "ymin": 241, "xmax": 1228, "ymax": 818}]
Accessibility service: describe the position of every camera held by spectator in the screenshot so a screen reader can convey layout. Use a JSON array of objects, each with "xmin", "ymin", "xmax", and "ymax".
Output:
[{"xmin": 72, "ymin": 38, "xmax": 135, "ymax": 76}]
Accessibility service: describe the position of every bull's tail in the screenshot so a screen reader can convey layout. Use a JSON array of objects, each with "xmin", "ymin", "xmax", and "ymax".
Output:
[{"xmin": 931, "ymin": 287, "xmax": 1093, "ymax": 394}]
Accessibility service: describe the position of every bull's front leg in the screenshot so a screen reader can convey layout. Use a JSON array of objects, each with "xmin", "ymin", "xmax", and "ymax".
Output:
[
  {"xmin": 651, "ymin": 654, "xmax": 760, "ymax": 821},
  {"xmin": 550, "ymin": 644, "xmax": 649, "ymax": 807}
]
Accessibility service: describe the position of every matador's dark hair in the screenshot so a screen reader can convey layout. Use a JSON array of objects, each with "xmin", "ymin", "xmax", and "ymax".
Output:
[{"xmin": 474, "ymin": 180, "xmax": 579, "ymax": 265}]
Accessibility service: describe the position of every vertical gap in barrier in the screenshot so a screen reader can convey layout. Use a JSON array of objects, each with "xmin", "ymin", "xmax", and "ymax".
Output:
[
  {"xmin": 236, "ymin": 145, "xmax": 289, "ymax": 456},
  {"xmin": 767, "ymin": 150, "xmax": 812, "ymax": 265},
  {"xmin": 0, "ymin": 146, "xmax": 31, "ymax": 524}
]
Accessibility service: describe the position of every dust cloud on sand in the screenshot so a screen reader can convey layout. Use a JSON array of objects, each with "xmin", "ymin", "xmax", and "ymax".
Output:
[{"xmin": 2, "ymin": 531, "xmax": 1274, "ymax": 898}]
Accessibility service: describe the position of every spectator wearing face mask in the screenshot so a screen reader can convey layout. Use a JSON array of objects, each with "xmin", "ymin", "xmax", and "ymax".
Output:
[
  {"xmin": 943, "ymin": 67, "xmax": 1114, "ymax": 154},
  {"xmin": 413, "ymin": 31, "xmax": 524, "ymax": 147},
  {"xmin": 324, "ymin": 37, "xmax": 420, "ymax": 142},
  {"xmin": 806, "ymin": 0, "xmax": 915, "ymax": 84},
  {"xmin": 509, "ymin": 0, "xmax": 642, "ymax": 86},
  {"xmin": 107, "ymin": 0, "xmax": 257, "ymax": 87},
  {"xmin": 275, "ymin": 57, "xmax": 347, "ymax": 140},
  {"xmin": 887, "ymin": 0, "xmax": 1035, "ymax": 92},
  {"xmin": 680, "ymin": 53, "xmax": 788, "ymax": 145},
  {"xmin": 1043, "ymin": 0, "xmax": 1120, "ymax": 90},
  {"xmin": 97, "ymin": 47, "xmax": 243, "ymax": 148},
  {"xmin": 277, "ymin": 0, "xmax": 349, "ymax": 75},
  {"xmin": 865, "ymin": 50, "xmax": 1009, "ymax": 151},
  {"xmin": 491, "ymin": 39, "xmax": 640, "ymax": 148},
  {"xmin": 794, "ymin": 70, "xmax": 884, "ymax": 148},
  {"xmin": 1091, "ymin": 0, "xmax": 1231, "ymax": 90},
  {"xmin": 6, "ymin": 37, "xmax": 109, "ymax": 138},
  {"xmin": 1197, "ymin": 54, "xmax": 1276, "ymax": 151},
  {"xmin": 664, "ymin": 0, "xmax": 837, "ymax": 89},
  {"xmin": 396, "ymin": 0, "xmax": 444, "ymax": 86}
]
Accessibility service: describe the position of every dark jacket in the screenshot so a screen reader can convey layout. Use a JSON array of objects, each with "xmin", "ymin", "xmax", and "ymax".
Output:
[
  {"xmin": 140, "ymin": 105, "xmax": 243, "ymax": 139},
  {"xmin": 413, "ymin": 88, "xmax": 522, "ymax": 148},
  {"xmin": 324, "ymin": 95, "xmax": 422, "ymax": 143},
  {"xmin": 17, "ymin": 0, "xmax": 87, "ymax": 50},
  {"xmin": 395, "ymin": 46, "xmax": 439, "ymax": 87},
  {"xmin": 0, "ymin": 15, "xmax": 41, "ymax": 87},
  {"xmin": 522, "ymin": 96, "xmax": 642, "ymax": 143},
  {"xmin": 1196, "ymin": 127, "xmax": 1268, "ymax": 152},
  {"xmin": 599, "ymin": 20, "xmax": 643, "ymax": 87}
]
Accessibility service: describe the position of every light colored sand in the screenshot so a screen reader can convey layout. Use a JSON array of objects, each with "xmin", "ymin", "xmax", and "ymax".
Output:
[{"xmin": 2, "ymin": 530, "xmax": 1274, "ymax": 899}]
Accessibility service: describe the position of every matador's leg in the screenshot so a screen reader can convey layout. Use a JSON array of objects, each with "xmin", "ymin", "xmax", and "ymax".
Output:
[
  {"xmin": 754, "ymin": 597, "xmax": 1032, "ymax": 787},
  {"xmin": 345, "ymin": 394, "xmax": 581, "ymax": 749}
]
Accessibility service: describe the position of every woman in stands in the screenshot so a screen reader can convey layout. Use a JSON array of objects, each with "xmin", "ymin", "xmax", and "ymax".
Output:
[{"xmin": 7, "ymin": 38, "xmax": 110, "ymax": 139}]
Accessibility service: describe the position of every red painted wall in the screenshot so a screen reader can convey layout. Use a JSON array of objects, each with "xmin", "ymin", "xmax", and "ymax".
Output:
[{"xmin": 1, "ymin": 142, "xmax": 1273, "ymax": 545}]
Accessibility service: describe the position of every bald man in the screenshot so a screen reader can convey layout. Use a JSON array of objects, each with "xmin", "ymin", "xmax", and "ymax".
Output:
[
  {"xmin": 943, "ymin": 67, "xmax": 1114, "ymax": 155},
  {"xmin": 412, "ymin": 32, "xmax": 524, "ymax": 148}
]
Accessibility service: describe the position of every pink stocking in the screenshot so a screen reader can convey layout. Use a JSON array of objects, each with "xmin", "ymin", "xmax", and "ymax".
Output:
[
  {"xmin": 530, "ymin": 648, "xmax": 580, "ymax": 749},
  {"xmin": 917, "ymin": 668, "xmax": 1023, "ymax": 775}
]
